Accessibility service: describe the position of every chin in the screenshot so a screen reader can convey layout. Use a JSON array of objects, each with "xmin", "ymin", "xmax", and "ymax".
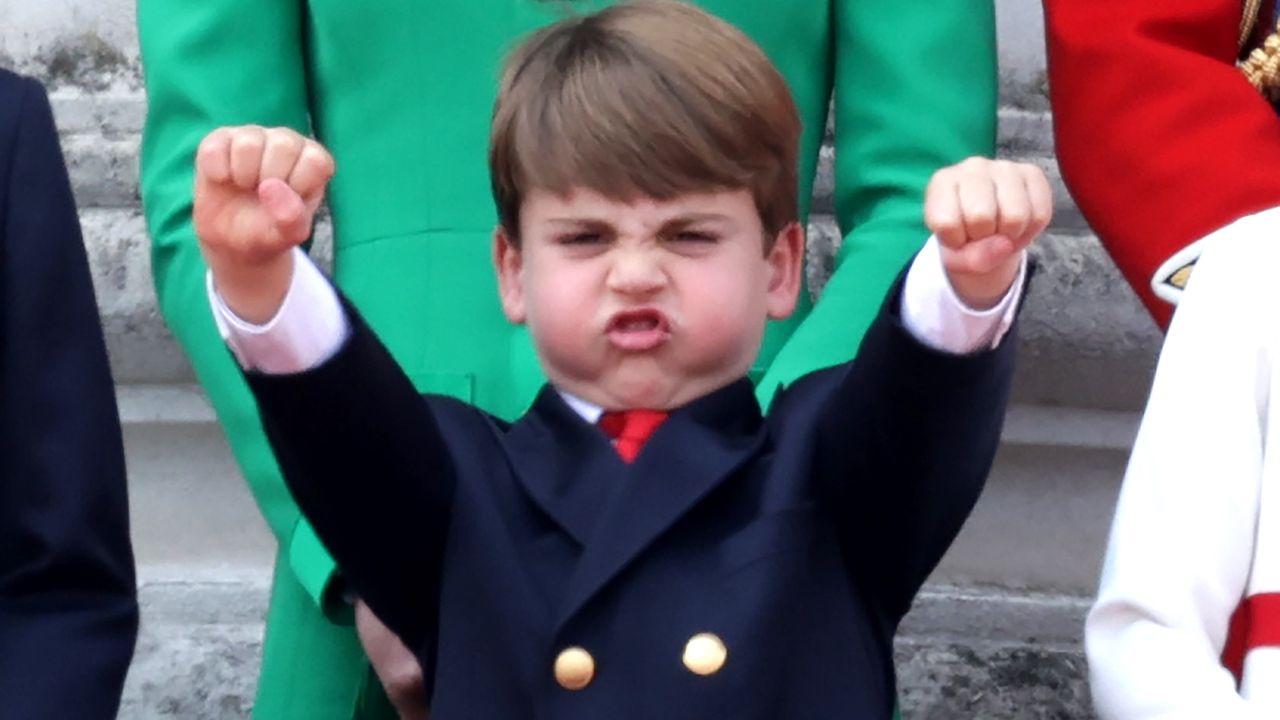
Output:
[{"xmin": 603, "ymin": 375, "xmax": 676, "ymax": 411}]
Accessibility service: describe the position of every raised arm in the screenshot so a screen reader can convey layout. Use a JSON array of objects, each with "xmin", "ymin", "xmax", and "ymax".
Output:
[
  {"xmin": 809, "ymin": 158, "xmax": 1046, "ymax": 624},
  {"xmin": 1044, "ymin": 0, "xmax": 1280, "ymax": 327},
  {"xmin": 241, "ymin": 291, "xmax": 460, "ymax": 664},
  {"xmin": 0, "ymin": 72, "xmax": 138, "ymax": 718},
  {"xmin": 756, "ymin": 0, "xmax": 997, "ymax": 404},
  {"xmin": 195, "ymin": 124, "xmax": 461, "ymax": 662}
]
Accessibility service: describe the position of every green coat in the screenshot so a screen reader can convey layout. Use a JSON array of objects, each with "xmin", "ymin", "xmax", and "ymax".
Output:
[{"xmin": 137, "ymin": 2, "xmax": 995, "ymax": 717}]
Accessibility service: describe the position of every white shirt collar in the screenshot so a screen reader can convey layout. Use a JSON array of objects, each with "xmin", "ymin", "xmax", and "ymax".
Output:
[{"xmin": 558, "ymin": 390, "xmax": 604, "ymax": 424}]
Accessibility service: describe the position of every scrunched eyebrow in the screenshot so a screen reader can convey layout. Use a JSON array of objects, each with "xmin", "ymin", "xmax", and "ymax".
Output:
[{"xmin": 544, "ymin": 212, "xmax": 734, "ymax": 232}]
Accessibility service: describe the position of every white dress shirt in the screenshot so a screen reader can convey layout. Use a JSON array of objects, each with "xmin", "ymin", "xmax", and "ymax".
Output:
[{"xmin": 209, "ymin": 235, "xmax": 1025, "ymax": 422}]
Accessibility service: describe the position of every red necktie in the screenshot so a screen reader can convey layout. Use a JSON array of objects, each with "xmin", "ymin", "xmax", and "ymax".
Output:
[{"xmin": 598, "ymin": 410, "xmax": 669, "ymax": 463}]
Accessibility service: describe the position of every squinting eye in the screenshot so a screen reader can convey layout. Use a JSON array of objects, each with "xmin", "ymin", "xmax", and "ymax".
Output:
[
  {"xmin": 560, "ymin": 233, "xmax": 605, "ymax": 245},
  {"xmin": 672, "ymin": 232, "xmax": 718, "ymax": 243}
]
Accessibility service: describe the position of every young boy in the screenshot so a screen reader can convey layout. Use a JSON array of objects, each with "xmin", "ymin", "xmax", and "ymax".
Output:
[{"xmin": 195, "ymin": 2, "xmax": 1047, "ymax": 716}]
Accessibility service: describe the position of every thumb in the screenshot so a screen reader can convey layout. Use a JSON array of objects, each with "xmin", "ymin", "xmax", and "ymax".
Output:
[
  {"xmin": 944, "ymin": 234, "xmax": 1016, "ymax": 276},
  {"xmin": 258, "ymin": 178, "xmax": 312, "ymax": 245}
]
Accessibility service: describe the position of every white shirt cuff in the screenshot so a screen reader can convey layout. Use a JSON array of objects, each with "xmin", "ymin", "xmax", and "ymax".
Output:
[
  {"xmin": 899, "ymin": 235, "xmax": 1025, "ymax": 354},
  {"xmin": 207, "ymin": 247, "xmax": 350, "ymax": 373}
]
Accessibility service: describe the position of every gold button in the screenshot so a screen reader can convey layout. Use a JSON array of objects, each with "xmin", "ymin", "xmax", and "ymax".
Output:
[
  {"xmin": 682, "ymin": 633, "xmax": 727, "ymax": 676},
  {"xmin": 554, "ymin": 646, "xmax": 595, "ymax": 690}
]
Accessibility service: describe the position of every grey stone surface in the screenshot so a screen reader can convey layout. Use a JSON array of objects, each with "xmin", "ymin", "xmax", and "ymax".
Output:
[
  {"xmin": 121, "ymin": 583, "xmax": 265, "ymax": 720},
  {"xmin": 124, "ymin": 422, "xmax": 274, "ymax": 574},
  {"xmin": 65, "ymin": 133, "xmax": 140, "ymax": 207},
  {"xmin": 1000, "ymin": 109, "xmax": 1056, "ymax": 156},
  {"xmin": 50, "ymin": 87, "xmax": 146, "ymax": 135},
  {"xmin": 940, "ymin": 444, "xmax": 1121, "ymax": 594},
  {"xmin": 117, "ymin": 579, "xmax": 1094, "ymax": 719},
  {"xmin": 1017, "ymin": 233, "xmax": 1162, "ymax": 411},
  {"xmin": 996, "ymin": 0, "xmax": 1051, "ymax": 111},
  {"xmin": 898, "ymin": 641, "xmax": 1091, "ymax": 719}
]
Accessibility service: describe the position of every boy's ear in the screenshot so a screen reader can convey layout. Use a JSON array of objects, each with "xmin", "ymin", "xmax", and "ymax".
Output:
[
  {"xmin": 765, "ymin": 221, "xmax": 804, "ymax": 320},
  {"xmin": 493, "ymin": 226, "xmax": 526, "ymax": 324}
]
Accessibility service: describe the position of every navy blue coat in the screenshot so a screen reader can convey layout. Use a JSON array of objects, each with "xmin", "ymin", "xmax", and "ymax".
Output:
[
  {"xmin": 249, "ymin": 278, "xmax": 1016, "ymax": 719},
  {"xmin": 0, "ymin": 70, "xmax": 138, "ymax": 718}
]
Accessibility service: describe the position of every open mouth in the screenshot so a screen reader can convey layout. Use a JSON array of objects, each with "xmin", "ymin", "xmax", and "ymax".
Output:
[{"xmin": 605, "ymin": 308, "xmax": 671, "ymax": 351}]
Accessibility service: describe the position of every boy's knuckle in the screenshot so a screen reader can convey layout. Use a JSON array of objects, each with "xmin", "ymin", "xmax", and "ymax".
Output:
[
  {"xmin": 1001, "ymin": 209, "xmax": 1029, "ymax": 227},
  {"xmin": 933, "ymin": 217, "xmax": 961, "ymax": 233},
  {"xmin": 1022, "ymin": 163, "xmax": 1049, "ymax": 184},
  {"xmin": 965, "ymin": 208, "xmax": 996, "ymax": 227},
  {"xmin": 271, "ymin": 130, "xmax": 304, "ymax": 151},
  {"xmin": 197, "ymin": 133, "xmax": 222, "ymax": 155},
  {"xmin": 233, "ymin": 127, "xmax": 265, "ymax": 146}
]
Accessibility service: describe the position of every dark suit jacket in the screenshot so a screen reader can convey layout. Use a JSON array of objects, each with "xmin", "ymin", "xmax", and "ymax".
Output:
[
  {"xmin": 248, "ymin": 279, "xmax": 1015, "ymax": 719},
  {"xmin": 0, "ymin": 70, "xmax": 138, "ymax": 718}
]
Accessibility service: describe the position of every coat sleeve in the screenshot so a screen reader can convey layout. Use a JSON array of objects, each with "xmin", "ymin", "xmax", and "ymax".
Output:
[
  {"xmin": 136, "ymin": 0, "xmax": 345, "ymax": 613},
  {"xmin": 1044, "ymin": 0, "xmax": 1280, "ymax": 328},
  {"xmin": 0, "ymin": 74, "xmax": 138, "ymax": 719},
  {"xmin": 804, "ymin": 267, "xmax": 1017, "ymax": 627},
  {"xmin": 244, "ymin": 297, "xmax": 460, "ymax": 670},
  {"xmin": 1085, "ymin": 213, "xmax": 1280, "ymax": 719},
  {"xmin": 756, "ymin": 0, "xmax": 997, "ymax": 405}
]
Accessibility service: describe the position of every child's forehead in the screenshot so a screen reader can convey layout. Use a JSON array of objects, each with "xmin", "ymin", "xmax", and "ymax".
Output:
[{"xmin": 521, "ymin": 186, "xmax": 760, "ymax": 227}]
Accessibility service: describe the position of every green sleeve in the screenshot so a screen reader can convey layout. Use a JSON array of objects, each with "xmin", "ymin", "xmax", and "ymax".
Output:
[
  {"xmin": 138, "ymin": 0, "xmax": 343, "ymax": 617},
  {"xmin": 756, "ymin": 0, "xmax": 997, "ymax": 406}
]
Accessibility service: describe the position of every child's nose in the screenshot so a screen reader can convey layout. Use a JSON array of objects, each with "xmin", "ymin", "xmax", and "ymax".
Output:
[{"xmin": 606, "ymin": 248, "xmax": 667, "ymax": 296}]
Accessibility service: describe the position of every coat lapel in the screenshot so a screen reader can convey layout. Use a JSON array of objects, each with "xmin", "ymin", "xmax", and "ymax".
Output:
[
  {"xmin": 503, "ymin": 385, "xmax": 622, "ymax": 546},
  {"xmin": 553, "ymin": 378, "xmax": 766, "ymax": 630}
]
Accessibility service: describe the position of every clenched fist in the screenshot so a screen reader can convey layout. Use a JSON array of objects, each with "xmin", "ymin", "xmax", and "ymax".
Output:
[
  {"xmin": 193, "ymin": 125, "xmax": 335, "ymax": 323},
  {"xmin": 924, "ymin": 157, "xmax": 1052, "ymax": 309}
]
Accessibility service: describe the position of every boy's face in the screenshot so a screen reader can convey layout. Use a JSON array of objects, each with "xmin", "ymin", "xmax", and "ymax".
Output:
[{"xmin": 495, "ymin": 187, "xmax": 803, "ymax": 411}]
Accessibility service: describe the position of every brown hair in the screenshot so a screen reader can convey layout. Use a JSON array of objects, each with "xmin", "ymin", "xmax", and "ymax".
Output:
[{"xmin": 489, "ymin": 0, "xmax": 801, "ymax": 246}]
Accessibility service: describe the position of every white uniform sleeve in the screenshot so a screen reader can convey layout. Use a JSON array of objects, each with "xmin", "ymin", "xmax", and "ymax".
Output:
[{"xmin": 1087, "ymin": 208, "xmax": 1280, "ymax": 719}]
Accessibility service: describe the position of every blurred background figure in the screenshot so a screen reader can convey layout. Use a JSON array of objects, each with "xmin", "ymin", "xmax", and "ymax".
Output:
[{"xmin": 0, "ymin": 67, "xmax": 139, "ymax": 719}]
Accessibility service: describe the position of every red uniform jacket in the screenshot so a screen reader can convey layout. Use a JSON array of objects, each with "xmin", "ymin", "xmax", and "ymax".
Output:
[{"xmin": 1045, "ymin": 0, "xmax": 1280, "ymax": 328}]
